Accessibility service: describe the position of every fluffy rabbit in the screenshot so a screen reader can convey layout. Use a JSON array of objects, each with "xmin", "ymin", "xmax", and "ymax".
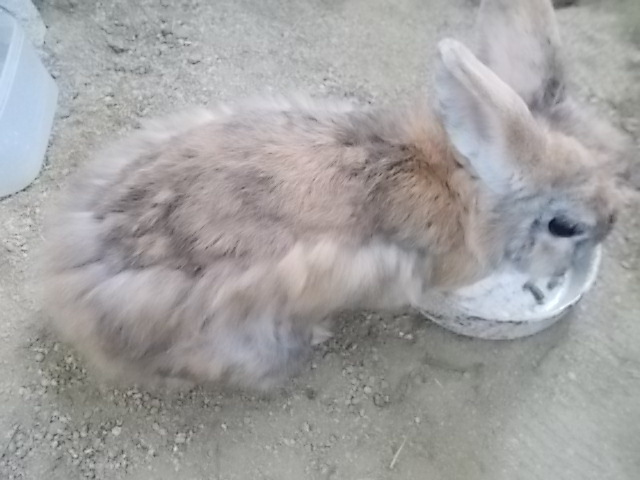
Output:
[{"xmin": 43, "ymin": 0, "xmax": 629, "ymax": 389}]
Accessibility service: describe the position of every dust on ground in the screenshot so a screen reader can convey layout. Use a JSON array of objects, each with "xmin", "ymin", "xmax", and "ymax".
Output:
[{"xmin": 1, "ymin": 1, "xmax": 639, "ymax": 479}]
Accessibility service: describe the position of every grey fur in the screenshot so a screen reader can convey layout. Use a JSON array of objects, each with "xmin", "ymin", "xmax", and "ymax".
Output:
[{"xmin": 42, "ymin": 0, "xmax": 630, "ymax": 390}]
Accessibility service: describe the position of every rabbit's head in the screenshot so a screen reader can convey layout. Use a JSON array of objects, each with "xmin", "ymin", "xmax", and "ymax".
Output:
[{"xmin": 435, "ymin": 0, "xmax": 631, "ymax": 278}]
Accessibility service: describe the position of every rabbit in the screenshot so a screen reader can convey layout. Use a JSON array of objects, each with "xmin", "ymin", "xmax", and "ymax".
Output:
[{"xmin": 43, "ymin": 0, "xmax": 631, "ymax": 390}]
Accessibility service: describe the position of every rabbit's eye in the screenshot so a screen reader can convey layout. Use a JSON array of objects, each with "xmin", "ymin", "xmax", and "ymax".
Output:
[{"xmin": 548, "ymin": 217, "xmax": 582, "ymax": 238}]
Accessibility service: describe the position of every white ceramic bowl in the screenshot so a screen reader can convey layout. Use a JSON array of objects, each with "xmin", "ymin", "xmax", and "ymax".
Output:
[{"xmin": 418, "ymin": 246, "xmax": 602, "ymax": 340}]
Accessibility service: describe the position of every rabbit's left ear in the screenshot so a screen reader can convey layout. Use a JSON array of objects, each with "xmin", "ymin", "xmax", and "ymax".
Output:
[
  {"xmin": 435, "ymin": 39, "xmax": 544, "ymax": 194},
  {"xmin": 474, "ymin": 0, "xmax": 566, "ymax": 111}
]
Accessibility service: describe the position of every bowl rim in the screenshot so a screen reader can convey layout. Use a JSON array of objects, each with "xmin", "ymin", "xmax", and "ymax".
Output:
[{"xmin": 420, "ymin": 245, "xmax": 603, "ymax": 324}]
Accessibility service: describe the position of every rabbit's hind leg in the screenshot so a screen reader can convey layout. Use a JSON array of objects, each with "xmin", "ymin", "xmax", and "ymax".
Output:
[{"xmin": 184, "ymin": 314, "xmax": 316, "ymax": 390}]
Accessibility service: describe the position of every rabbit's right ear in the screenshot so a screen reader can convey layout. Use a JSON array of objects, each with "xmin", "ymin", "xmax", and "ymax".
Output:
[
  {"xmin": 475, "ymin": 0, "xmax": 565, "ymax": 110},
  {"xmin": 435, "ymin": 39, "xmax": 544, "ymax": 194}
]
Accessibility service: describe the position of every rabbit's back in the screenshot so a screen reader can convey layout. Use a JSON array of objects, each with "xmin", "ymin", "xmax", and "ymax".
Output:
[{"xmin": 77, "ymin": 102, "xmax": 389, "ymax": 274}]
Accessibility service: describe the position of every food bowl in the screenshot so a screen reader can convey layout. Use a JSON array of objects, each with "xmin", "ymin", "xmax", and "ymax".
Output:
[{"xmin": 418, "ymin": 246, "xmax": 602, "ymax": 340}]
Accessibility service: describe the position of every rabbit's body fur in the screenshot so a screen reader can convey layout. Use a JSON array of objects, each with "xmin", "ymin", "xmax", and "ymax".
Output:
[
  {"xmin": 45, "ymin": 99, "xmax": 499, "ymax": 388},
  {"xmin": 44, "ymin": 0, "xmax": 629, "ymax": 389}
]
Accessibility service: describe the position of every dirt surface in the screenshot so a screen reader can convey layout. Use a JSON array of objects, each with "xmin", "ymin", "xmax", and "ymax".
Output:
[{"xmin": 1, "ymin": 1, "xmax": 639, "ymax": 479}]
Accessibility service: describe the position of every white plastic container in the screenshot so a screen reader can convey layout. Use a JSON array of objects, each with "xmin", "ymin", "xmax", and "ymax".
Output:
[{"xmin": 0, "ymin": 10, "xmax": 57, "ymax": 198}]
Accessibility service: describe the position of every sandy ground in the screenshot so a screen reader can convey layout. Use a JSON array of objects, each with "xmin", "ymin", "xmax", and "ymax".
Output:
[{"xmin": 1, "ymin": 0, "xmax": 639, "ymax": 479}]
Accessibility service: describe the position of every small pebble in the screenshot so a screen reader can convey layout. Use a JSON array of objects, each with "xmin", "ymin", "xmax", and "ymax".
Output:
[
  {"xmin": 107, "ymin": 40, "xmax": 128, "ymax": 54},
  {"xmin": 373, "ymin": 393, "xmax": 390, "ymax": 408}
]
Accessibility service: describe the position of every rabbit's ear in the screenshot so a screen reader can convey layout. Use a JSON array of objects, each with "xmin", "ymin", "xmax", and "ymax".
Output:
[
  {"xmin": 475, "ymin": 0, "xmax": 565, "ymax": 110},
  {"xmin": 435, "ymin": 39, "xmax": 543, "ymax": 194}
]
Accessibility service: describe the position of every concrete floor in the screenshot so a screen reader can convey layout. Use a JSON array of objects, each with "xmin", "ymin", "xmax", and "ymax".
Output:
[{"xmin": 1, "ymin": 0, "xmax": 639, "ymax": 479}]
